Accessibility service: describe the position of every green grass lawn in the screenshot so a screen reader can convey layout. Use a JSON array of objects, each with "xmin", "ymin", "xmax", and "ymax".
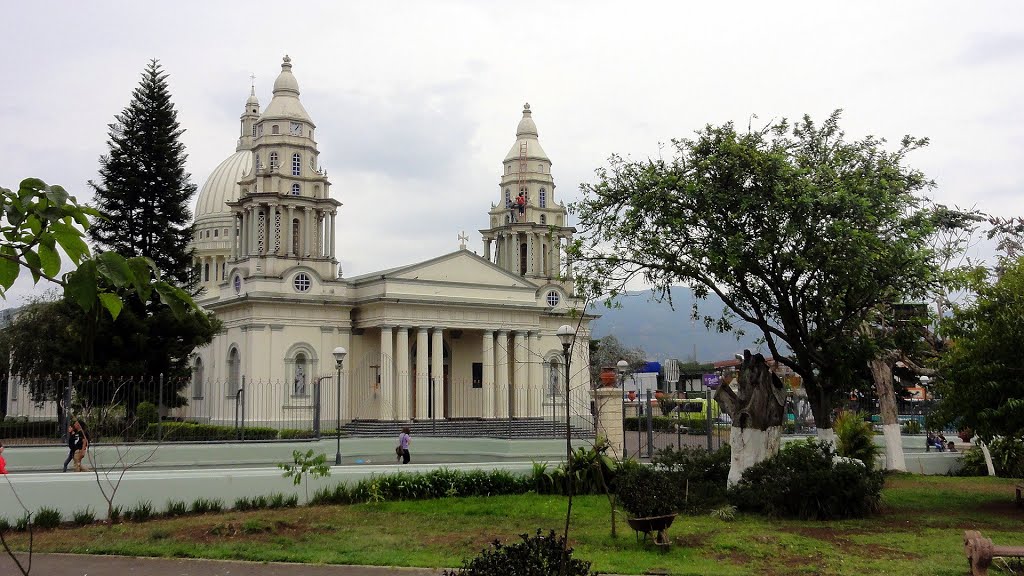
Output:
[{"xmin": 5, "ymin": 475, "xmax": 1022, "ymax": 575}]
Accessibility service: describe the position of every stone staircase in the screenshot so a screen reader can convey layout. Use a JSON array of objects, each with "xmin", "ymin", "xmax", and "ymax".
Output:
[{"xmin": 340, "ymin": 418, "xmax": 594, "ymax": 439}]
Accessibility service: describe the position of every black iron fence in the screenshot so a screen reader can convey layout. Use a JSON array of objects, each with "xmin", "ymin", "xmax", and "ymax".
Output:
[
  {"xmin": 2, "ymin": 372, "xmax": 596, "ymax": 445},
  {"xmin": 622, "ymin": 390, "xmax": 728, "ymax": 460}
]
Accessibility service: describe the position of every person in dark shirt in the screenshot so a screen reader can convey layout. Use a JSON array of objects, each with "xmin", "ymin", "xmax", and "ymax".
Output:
[
  {"xmin": 63, "ymin": 424, "xmax": 78, "ymax": 472},
  {"xmin": 72, "ymin": 420, "xmax": 90, "ymax": 472}
]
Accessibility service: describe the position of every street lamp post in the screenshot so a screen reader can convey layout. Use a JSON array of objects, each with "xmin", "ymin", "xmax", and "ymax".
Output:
[
  {"xmin": 556, "ymin": 325, "xmax": 575, "ymax": 464},
  {"xmin": 332, "ymin": 346, "xmax": 347, "ymax": 466}
]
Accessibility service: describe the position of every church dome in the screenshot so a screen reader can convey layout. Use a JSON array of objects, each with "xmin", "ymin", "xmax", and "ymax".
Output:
[
  {"xmin": 195, "ymin": 149, "xmax": 252, "ymax": 222},
  {"xmin": 504, "ymin": 103, "xmax": 549, "ymax": 162}
]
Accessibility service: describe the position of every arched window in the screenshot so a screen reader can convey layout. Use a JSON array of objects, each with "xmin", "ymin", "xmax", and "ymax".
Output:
[
  {"xmin": 269, "ymin": 152, "xmax": 279, "ymax": 169},
  {"xmin": 539, "ymin": 188, "xmax": 547, "ymax": 208},
  {"xmin": 192, "ymin": 357, "xmax": 204, "ymax": 399},
  {"xmin": 227, "ymin": 348, "xmax": 241, "ymax": 396},
  {"xmin": 272, "ymin": 124, "xmax": 279, "ymax": 135},
  {"xmin": 292, "ymin": 153, "xmax": 301, "ymax": 176},
  {"xmin": 292, "ymin": 219, "xmax": 301, "ymax": 255},
  {"xmin": 293, "ymin": 353, "xmax": 307, "ymax": 396},
  {"xmin": 505, "ymin": 165, "xmax": 511, "ymax": 174},
  {"xmin": 291, "ymin": 183, "xmax": 301, "ymax": 196}
]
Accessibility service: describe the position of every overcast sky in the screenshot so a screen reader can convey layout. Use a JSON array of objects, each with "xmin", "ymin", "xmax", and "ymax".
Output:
[{"xmin": 2, "ymin": 1, "xmax": 1022, "ymax": 307}]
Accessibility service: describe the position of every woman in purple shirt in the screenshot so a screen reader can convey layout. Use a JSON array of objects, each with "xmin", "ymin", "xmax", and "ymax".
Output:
[{"xmin": 398, "ymin": 427, "xmax": 411, "ymax": 464}]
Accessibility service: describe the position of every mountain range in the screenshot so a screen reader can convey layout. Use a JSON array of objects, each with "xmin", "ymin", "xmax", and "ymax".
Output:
[{"xmin": 587, "ymin": 286, "xmax": 767, "ymax": 363}]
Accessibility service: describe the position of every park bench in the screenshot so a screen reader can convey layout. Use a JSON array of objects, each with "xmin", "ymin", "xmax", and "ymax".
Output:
[{"xmin": 964, "ymin": 530, "xmax": 1024, "ymax": 576}]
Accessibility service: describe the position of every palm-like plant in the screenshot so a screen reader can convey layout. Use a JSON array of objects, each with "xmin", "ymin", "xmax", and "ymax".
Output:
[{"xmin": 834, "ymin": 411, "xmax": 882, "ymax": 468}]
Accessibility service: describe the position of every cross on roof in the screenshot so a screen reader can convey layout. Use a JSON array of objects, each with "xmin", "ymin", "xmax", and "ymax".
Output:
[{"xmin": 458, "ymin": 231, "xmax": 469, "ymax": 250}]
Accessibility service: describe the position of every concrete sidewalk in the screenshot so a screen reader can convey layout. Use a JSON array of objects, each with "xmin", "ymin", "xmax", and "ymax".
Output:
[{"xmin": 3, "ymin": 553, "xmax": 449, "ymax": 575}]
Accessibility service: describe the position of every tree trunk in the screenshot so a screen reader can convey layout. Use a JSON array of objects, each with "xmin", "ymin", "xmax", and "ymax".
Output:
[
  {"xmin": 979, "ymin": 440, "xmax": 996, "ymax": 476},
  {"xmin": 727, "ymin": 425, "xmax": 782, "ymax": 486},
  {"xmin": 869, "ymin": 355, "xmax": 906, "ymax": 471},
  {"xmin": 806, "ymin": 382, "xmax": 835, "ymax": 446}
]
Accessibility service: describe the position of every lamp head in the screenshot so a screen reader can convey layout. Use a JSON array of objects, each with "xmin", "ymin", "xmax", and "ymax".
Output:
[
  {"xmin": 616, "ymin": 359, "xmax": 629, "ymax": 373},
  {"xmin": 332, "ymin": 346, "xmax": 347, "ymax": 366},
  {"xmin": 556, "ymin": 324, "xmax": 574, "ymax": 349}
]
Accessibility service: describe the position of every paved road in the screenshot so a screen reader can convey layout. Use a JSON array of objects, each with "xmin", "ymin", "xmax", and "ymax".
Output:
[{"xmin": 2, "ymin": 554, "xmax": 449, "ymax": 575}]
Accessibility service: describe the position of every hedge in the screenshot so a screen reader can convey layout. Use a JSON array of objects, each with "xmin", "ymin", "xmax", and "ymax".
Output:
[
  {"xmin": 0, "ymin": 419, "xmax": 61, "ymax": 439},
  {"xmin": 624, "ymin": 416, "xmax": 707, "ymax": 433},
  {"xmin": 145, "ymin": 422, "xmax": 279, "ymax": 441}
]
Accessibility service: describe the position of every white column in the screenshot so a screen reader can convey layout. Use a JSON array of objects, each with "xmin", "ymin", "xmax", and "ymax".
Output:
[
  {"xmin": 415, "ymin": 327, "xmax": 429, "ymax": 419},
  {"xmin": 263, "ymin": 204, "xmax": 272, "ymax": 256},
  {"xmin": 329, "ymin": 211, "xmax": 337, "ymax": 259},
  {"xmin": 482, "ymin": 330, "xmax": 495, "ymax": 419},
  {"xmin": 483, "ymin": 238, "xmax": 491, "ymax": 261},
  {"xmin": 304, "ymin": 207, "xmax": 313, "ymax": 257},
  {"xmin": 230, "ymin": 214, "xmax": 238, "ymax": 260},
  {"xmin": 529, "ymin": 331, "xmax": 542, "ymax": 417},
  {"xmin": 495, "ymin": 329, "xmax": 509, "ymax": 418},
  {"xmin": 286, "ymin": 205, "xmax": 295, "ymax": 256},
  {"xmin": 395, "ymin": 327, "xmax": 410, "ymax": 421},
  {"xmin": 379, "ymin": 326, "xmax": 394, "ymax": 420},
  {"xmin": 512, "ymin": 331, "xmax": 527, "ymax": 417},
  {"xmin": 431, "ymin": 327, "xmax": 444, "ymax": 420},
  {"xmin": 526, "ymin": 235, "xmax": 534, "ymax": 275}
]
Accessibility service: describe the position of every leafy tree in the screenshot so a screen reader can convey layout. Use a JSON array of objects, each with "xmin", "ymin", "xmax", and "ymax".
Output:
[
  {"xmin": 88, "ymin": 59, "xmax": 197, "ymax": 292},
  {"xmin": 931, "ymin": 256, "xmax": 1024, "ymax": 442},
  {"xmin": 568, "ymin": 111, "xmax": 957, "ymax": 442}
]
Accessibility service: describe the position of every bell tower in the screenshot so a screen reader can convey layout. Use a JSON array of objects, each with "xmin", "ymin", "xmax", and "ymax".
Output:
[
  {"xmin": 480, "ymin": 103, "xmax": 575, "ymax": 286},
  {"xmin": 228, "ymin": 56, "xmax": 340, "ymax": 280}
]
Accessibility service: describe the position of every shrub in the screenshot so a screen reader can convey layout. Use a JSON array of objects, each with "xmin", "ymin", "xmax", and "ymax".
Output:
[
  {"xmin": 72, "ymin": 508, "xmax": 96, "ymax": 526},
  {"xmin": 15, "ymin": 513, "xmax": 31, "ymax": 531},
  {"xmin": 233, "ymin": 496, "xmax": 253, "ymax": 511},
  {"xmin": 165, "ymin": 500, "xmax": 188, "ymax": 517},
  {"xmin": 0, "ymin": 419, "xmax": 61, "ymax": 440},
  {"xmin": 135, "ymin": 402, "xmax": 159, "ymax": 430},
  {"xmin": 190, "ymin": 498, "xmax": 223, "ymax": 514},
  {"xmin": 613, "ymin": 465, "xmax": 680, "ymax": 518},
  {"xmin": 148, "ymin": 422, "xmax": 279, "ymax": 441},
  {"xmin": 125, "ymin": 500, "xmax": 154, "ymax": 522},
  {"xmin": 834, "ymin": 411, "xmax": 882, "ymax": 468},
  {"xmin": 109, "ymin": 506, "xmax": 122, "ymax": 523},
  {"xmin": 729, "ymin": 439, "xmax": 884, "ymax": 520},
  {"xmin": 651, "ymin": 444, "xmax": 731, "ymax": 512},
  {"xmin": 250, "ymin": 495, "xmax": 270, "ymax": 509},
  {"xmin": 0, "ymin": 517, "xmax": 11, "ymax": 532},
  {"xmin": 903, "ymin": 419, "xmax": 922, "ymax": 435},
  {"xmin": 33, "ymin": 507, "xmax": 62, "ymax": 529},
  {"xmin": 268, "ymin": 493, "xmax": 289, "ymax": 509},
  {"xmin": 624, "ymin": 415, "xmax": 707, "ymax": 433},
  {"xmin": 279, "ymin": 449, "xmax": 331, "ymax": 504},
  {"xmin": 278, "ymin": 428, "xmax": 317, "ymax": 439},
  {"xmin": 953, "ymin": 437, "xmax": 1024, "ymax": 478},
  {"xmin": 441, "ymin": 529, "xmax": 595, "ymax": 576}
]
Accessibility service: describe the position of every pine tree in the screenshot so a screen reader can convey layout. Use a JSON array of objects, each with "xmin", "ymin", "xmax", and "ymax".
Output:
[{"xmin": 89, "ymin": 59, "xmax": 196, "ymax": 290}]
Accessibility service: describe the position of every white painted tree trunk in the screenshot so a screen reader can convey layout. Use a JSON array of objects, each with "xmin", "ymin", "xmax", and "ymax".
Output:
[
  {"xmin": 882, "ymin": 423, "xmax": 906, "ymax": 471},
  {"xmin": 979, "ymin": 440, "xmax": 996, "ymax": 476},
  {"xmin": 816, "ymin": 427, "xmax": 836, "ymax": 447},
  {"xmin": 727, "ymin": 425, "xmax": 782, "ymax": 486}
]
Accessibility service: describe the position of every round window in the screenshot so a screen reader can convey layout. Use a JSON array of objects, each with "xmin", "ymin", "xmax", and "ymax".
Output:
[
  {"xmin": 546, "ymin": 290, "xmax": 560, "ymax": 307},
  {"xmin": 293, "ymin": 272, "xmax": 311, "ymax": 292}
]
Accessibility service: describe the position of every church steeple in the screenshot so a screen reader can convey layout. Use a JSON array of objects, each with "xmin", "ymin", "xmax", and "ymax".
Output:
[
  {"xmin": 228, "ymin": 56, "xmax": 340, "ymax": 281},
  {"xmin": 480, "ymin": 103, "xmax": 575, "ymax": 286},
  {"xmin": 237, "ymin": 84, "xmax": 260, "ymax": 152}
]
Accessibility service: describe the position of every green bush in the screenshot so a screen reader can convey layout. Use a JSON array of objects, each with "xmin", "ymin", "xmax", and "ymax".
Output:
[
  {"xmin": 624, "ymin": 416, "xmax": 707, "ymax": 433},
  {"xmin": 125, "ymin": 500, "xmax": 154, "ymax": 522},
  {"xmin": 0, "ymin": 419, "xmax": 61, "ymax": 439},
  {"xmin": 902, "ymin": 419, "xmax": 922, "ymax": 435},
  {"xmin": 441, "ymin": 529, "xmax": 595, "ymax": 576},
  {"xmin": 190, "ymin": 498, "xmax": 223, "ymax": 514},
  {"xmin": 834, "ymin": 411, "xmax": 882, "ymax": 468},
  {"xmin": 135, "ymin": 402, "xmax": 159, "ymax": 430},
  {"xmin": 651, "ymin": 444, "xmax": 731, "ymax": 513},
  {"xmin": 613, "ymin": 465, "xmax": 681, "ymax": 518},
  {"xmin": 0, "ymin": 517, "xmax": 11, "ymax": 532},
  {"xmin": 72, "ymin": 508, "xmax": 95, "ymax": 526},
  {"xmin": 148, "ymin": 421, "xmax": 279, "ymax": 441},
  {"xmin": 33, "ymin": 507, "xmax": 62, "ymax": 529},
  {"xmin": 278, "ymin": 428, "xmax": 317, "ymax": 439},
  {"xmin": 954, "ymin": 437, "xmax": 1024, "ymax": 478},
  {"xmin": 729, "ymin": 439, "xmax": 884, "ymax": 520},
  {"xmin": 164, "ymin": 500, "xmax": 188, "ymax": 517}
]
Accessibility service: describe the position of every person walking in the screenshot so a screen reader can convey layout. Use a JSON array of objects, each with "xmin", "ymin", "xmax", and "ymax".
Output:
[
  {"xmin": 72, "ymin": 420, "xmax": 90, "ymax": 472},
  {"xmin": 0, "ymin": 442, "xmax": 7, "ymax": 474},
  {"xmin": 63, "ymin": 424, "xmax": 78, "ymax": 472},
  {"xmin": 398, "ymin": 426, "xmax": 411, "ymax": 465}
]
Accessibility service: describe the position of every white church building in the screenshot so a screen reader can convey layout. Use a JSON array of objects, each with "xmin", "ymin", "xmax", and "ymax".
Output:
[{"xmin": 183, "ymin": 56, "xmax": 594, "ymax": 428}]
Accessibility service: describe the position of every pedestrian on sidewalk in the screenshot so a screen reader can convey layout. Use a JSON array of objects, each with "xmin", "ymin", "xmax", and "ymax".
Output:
[
  {"xmin": 72, "ymin": 419, "xmax": 90, "ymax": 472},
  {"xmin": 0, "ymin": 442, "xmax": 8, "ymax": 474},
  {"xmin": 398, "ymin": 426, "xmax": 411, "ymax": 464},
  {"xmin": 63, "ymin": 424, "xmax": 79, "ymax": 472}
]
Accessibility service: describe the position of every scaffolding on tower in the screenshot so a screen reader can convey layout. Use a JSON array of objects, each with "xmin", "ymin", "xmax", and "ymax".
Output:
[{"xmin": 516, "ymin": 141, "xmax": 528, "ymax": 223}]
